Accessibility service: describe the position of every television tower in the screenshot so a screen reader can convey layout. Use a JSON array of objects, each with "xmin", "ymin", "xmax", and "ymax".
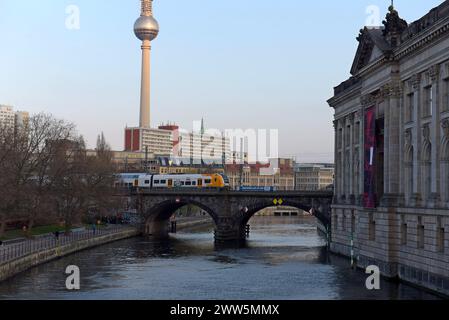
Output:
[{"xmin": 134, "ymin": 0, "xmax": 159, "ymax": 128}]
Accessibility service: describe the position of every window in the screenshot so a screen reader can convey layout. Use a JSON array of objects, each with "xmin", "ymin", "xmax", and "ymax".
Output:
[
  {"xmin": 205, "ymin": 179, "xmax": 211, "ymax": 184},
  {"xmin": 444, "ymin": 79, "xmax": 449, "ymax": 112},
  {"xmin": 345, "ymin": 126, "xmax": 351, "ymax": 147},
  {"xmin": 185, "ymin": 181, "xmax": 192, "ymax": 186},
  {"xmin": 154, "ymin": 180, "xmax": 160, "ymax": 184},
  {"xmin": 406, "ymin": 93, "xmax": 414, "ymax": 122},
  {"xmin": 417, "ymin": 217, "xmax": 424, "ymax": 249},
  {"xmin": 401, "ymin": 215, "xmax": 408, "ymax": 246},
  {"xmin": 423, "ymin": 86, "xmax": 432, "ymax": 117},
  {"xmin": 354, "ymin": 122, "xmax": 360, "ymax": 144},
  {"xmin": 192, "ymin": 181, "xmax": 197, "ymax": 186},
  {"xmin": 437, "ymin": 217, "xmax": 445, "ymax": 253},
  {"xmin": 160, "ymin": 180, "xmax": 167, "ymax": 184},
  {"xmin": 338, "ymin": 128, "xmax": 343, "ymax": 148},
  {"xmin": 369, "ymin": 213, "xmax": 376, "ymax": 241},
  {"xmin": 437, "ymin": 227, "xmax": 445, "ymax": 253},
  {"xmin": 144, "ymin": 180, "xmax": 150, "ymax": 184},
  {"xmin": 351, "ymin": 211, "xmax": 356, "ymax": 235}
]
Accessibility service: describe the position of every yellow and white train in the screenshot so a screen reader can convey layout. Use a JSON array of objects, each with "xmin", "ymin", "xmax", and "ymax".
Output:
[{"xmin": 115, "ymin": 173, "xmax": 230, "ymax": 190}]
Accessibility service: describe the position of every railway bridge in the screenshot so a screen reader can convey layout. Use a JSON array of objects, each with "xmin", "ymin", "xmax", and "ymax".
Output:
[{"xmin": 129, "ymin": 190, "xmax": 333, "ymax": 243}]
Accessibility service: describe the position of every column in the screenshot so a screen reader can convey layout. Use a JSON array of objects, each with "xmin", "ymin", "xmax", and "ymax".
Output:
[
  {"xmin": 441, "ymin": 120, "xmax": 449, "ymax": 204},
  {"xmin": 382, "ymin": 85, "xmax": 390, "ymax": 197},
  {"xmin": 429, "ymin": 65, "xmax": 440, "ymax": 200},
  {"xmin": 358, "ymin": 108, "xmax": 364, "ymax": 204},
  {"xmin": 340, "ymin": 119, "xmax": 345, "ymax": 201},
  {"xmin": 398, "ymin": 83, "xmax": 405, "ymax": 197},
  {"xmin": 333, "ymin": 120, "xmax": 339, "ymax": 201},
  {"xmin": 348, "ymin": 114, "xmax": 354, "ymax": 199},
  {"xmin": 411, "ymin": 74, "xmax": 421, "ymax": 197},
  {"xmin": 388, "ymin": 83, "xmax": 401, "ymax": 195}
]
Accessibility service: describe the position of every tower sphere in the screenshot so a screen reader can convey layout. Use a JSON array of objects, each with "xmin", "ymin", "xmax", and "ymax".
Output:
[{"xmin": 134, "ymin": 16, "xmax": 159, "ymax": 41}]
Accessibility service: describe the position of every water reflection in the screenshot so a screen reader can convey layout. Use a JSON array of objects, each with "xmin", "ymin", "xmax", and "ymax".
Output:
[{"xmin": 0, "ymin": 216, "xmax": 440, "ymax": 300}]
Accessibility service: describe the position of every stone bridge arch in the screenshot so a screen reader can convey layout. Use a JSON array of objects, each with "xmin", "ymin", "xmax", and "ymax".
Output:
[
  {"xmin": 234, "ymin": 198, "xmax": 331, "ymax": 240},
  {"xmin": 142, "ymin": 198, "xmax": 219, "ymax": 238},
  {"xmin": 133, "ymin": 190, "xmax": 333, "ymax": 243}
]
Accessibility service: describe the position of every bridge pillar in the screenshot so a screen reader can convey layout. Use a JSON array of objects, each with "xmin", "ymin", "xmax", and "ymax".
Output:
[
  {"xmin": 144, "ymin": 219, "xmax": 169, "ymax": 239},
  {"xmin": 214, "ymin": 226, "xmax": 245, "ymax": 244},
  {"xmin": 213, "ymin": 216, "xmax": 246, "ymax": 244}
]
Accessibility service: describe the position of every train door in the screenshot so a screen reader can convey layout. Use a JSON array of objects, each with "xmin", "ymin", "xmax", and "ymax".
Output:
[
  {"xmin": 198, "ymin": 179, "xmax": 203, "ymax": 188},
  {"xmin": 168, "ymin": 179, "xmax": 173, "ymax": 188}
]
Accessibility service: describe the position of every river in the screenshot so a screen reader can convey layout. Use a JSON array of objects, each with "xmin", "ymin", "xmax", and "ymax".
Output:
[{"xmin": 0, "ymin": 216, "xmax": 440, "ymax": 300}]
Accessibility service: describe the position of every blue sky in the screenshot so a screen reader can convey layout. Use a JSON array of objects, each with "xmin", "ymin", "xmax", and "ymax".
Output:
[{"xmin": 0, "ymin": 0, "xmax": 444, "ymax": 162}]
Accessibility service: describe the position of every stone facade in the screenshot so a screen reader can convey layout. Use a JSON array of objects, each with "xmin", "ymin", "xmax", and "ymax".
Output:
[
  {"xmin": 328, "ymin": 3, "xmax": 449, "ymax": 296},
  {"xmin": 225, "ymin": 158, "xmax": 295, "ymax": 191},
  {"xmin": 294, "ymin": 163, "xmax": 334, "ymax": 191}
]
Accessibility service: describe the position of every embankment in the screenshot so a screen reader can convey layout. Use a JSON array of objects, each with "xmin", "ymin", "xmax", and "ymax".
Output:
[{"xmin": 0, "ymin": 228, "xmax": 139, "ymax": 282}]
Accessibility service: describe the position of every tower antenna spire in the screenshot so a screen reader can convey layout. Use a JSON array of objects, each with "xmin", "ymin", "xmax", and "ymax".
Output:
[
  {"xmin": 141, "ymin": 0, "xmax": 153, "ymax": 16},
  {"xmin": 134, "ymin": 0, "xmax": 159, "ymax": 128}
]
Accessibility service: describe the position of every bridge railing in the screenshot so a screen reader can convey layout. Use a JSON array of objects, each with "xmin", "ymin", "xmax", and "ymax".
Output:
[
  {"xmin": 123, "ymin": 189, "xmax": 334, "ymax": 197},
  {"xmin": 0, "ymin": 225, "xmax": 134, "ymax": 266}
]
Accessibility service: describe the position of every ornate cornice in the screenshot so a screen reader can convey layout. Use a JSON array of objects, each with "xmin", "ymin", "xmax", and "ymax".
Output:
[
  {"xmin": 380, "ymin": 83, "xmax": 391, "ymax": 99},
  {"xmin": 411, "ymin": 74, "xmax": 421, "ymax": 90},
  {"xmin": 428, "ymin": 64, "xmax": 440, "ymax": 82},
  {"xmin": 347, "ymin": 113, "xmax": 355, "ymax": 125},
  {"xmin": 379, "ymin": 82, "xmax": 402, "ymax": 98},
  {"xmin": 395, "ymin": 21, "xmax": 449, "ymax": 60},
  {"xmin": 361, "ymin": 94, "xmax": 377, "ymax": 107}
]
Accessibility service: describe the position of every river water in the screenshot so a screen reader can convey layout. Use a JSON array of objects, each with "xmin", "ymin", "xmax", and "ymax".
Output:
[{"xmin": 0, "ymin": 216, "xmax": 440, "ymax": 300}]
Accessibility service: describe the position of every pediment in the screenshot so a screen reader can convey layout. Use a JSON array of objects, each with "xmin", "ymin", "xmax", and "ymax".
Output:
[
  {"xmin": 350, "ymin": 28, "xmax": 391, "ymax": 75},
  {"xmin": 368, "ymin": 45, "xmax": 383, "ymax": 63}
]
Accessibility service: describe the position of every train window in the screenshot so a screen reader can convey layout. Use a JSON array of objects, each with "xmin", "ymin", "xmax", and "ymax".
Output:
[
  {"xmin": 161, "ymin": 180, "xmax": 167, "ymax": 184},
  {"xmin": 181, "ymin": 181, "xmax": 185, "ymax": 186},
  {"xmin": 185, "ymin": 181, "xmax": 192, "ymax": 186},
  {"xmin": 192, "ymin": 181, "xmax": 196, "ymax": 186},
  {"xmin": 145, "ymin": 180, "xmax": 150, "ymax": 184},
  {"xmin": 154, "ymin": 180, "xmax": 160, "ymax": 184},
  {"xmin": 205, "ymin": 179, "xmax": 211, "ymax": 184}
]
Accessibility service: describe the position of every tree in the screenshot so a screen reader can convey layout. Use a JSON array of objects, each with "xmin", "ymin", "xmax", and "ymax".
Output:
[
  {"xmin": 21, "ymin": 114, "xmax": 76, "ymax": 231},
  {"xmin": 0, "ymin": 113, "xmax": 120, "ymax": 237},
  {"xmin": 0, "ymin": 124, "xmax": 19, "ymax": 237},
  {"xmin": 50, "ymin": 133, "xmax": 118, "ymax": 233}
]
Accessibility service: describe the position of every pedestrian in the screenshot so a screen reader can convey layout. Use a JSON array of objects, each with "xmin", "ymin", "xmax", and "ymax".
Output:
[
  {"xmin": 54, "ymin": 231, "xmax": 60, "ymax": 240},
  {"xmin": 92, "ymin": 223, "xmax": 96, "ymax": 235}
]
